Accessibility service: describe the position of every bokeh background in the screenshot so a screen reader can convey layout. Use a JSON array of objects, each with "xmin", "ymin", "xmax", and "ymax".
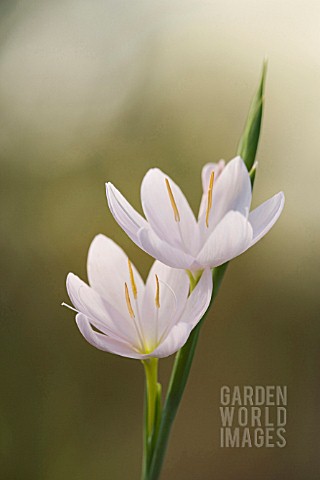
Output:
[{"xmin": 0, "ymin": 1, "xmax": 319, "ymax": 479}]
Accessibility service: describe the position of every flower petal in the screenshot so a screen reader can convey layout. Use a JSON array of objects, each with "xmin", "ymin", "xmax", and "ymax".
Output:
[
  {"xmin": 149, "ymin": 268, "xmax": 213, "ymax": 358},
  {"xmin": 140, "ymin": 261, "xmax": 190, "ymax": 346},
  {"xmin": 197, "ymin": 211, "xmax": 253, "ymax": 267},
  {"xmin": 141, "ymin": 168, "xmax": 199, "ymax": 255},
  {"xmin": 76, "ymin": 314, "xmax": 145, "ymax": 359},
  {"xmin": 179, "ymin": 268, "xmax": 213, "ymax": 329},
  {"xmin": 87, "ymin": 234, "xmax": 144, "ymax": 314},
  {"xmin": 249, "ymin": 192, "xmax": 285, "ymax": 246},
  {"xmin": 200, "ymin": 156, "xmax": 252, "ymax": 234},
  {"xmin": 141, "ymin": 279, "xmax": 179, "ymax": 352},
  {"xmin": 138, "ymin": 227, "xmax": 195, "ymax": 269},
  {"xmin": 145, "ymin": 261, "xmax": 189, "ymax": 316},
  {"xmin": 106, "ymin": 182, "xmax": 148, "ymax": 246},
  {"xmin": 67, "ymin": 273, "xmax": 140, "ymax": 348},
  {"xmin": 150, "ymin": 322, "xmax": 192, "ymax": 358}
]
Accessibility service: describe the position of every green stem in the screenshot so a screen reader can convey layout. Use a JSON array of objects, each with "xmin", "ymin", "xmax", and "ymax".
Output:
[
  {"xmin": 141, "ymin": 358, "xmax": 160, "ymax": 480},
  {"xmin": 144, "ymin": 358, "xmax": 158, "ymax": 435}
]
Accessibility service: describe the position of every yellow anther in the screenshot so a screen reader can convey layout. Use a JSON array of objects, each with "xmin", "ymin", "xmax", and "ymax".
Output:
[
  {"xmin": 155, "ymin": 274, "xmax": 160, "ymax": 309},
  {"xmin": 165, "ymin": 178, "xmax": 180, "ymax": 222},
  {"xmin": 127, "ymin": 258, "xmax": 137, "ymax": 299},
  {"xmin": 205, "ymin": 171, "xmax": 215, "ymax": 228},
  {"xmin": 124, "ymin": 283, "xmax": 135, "ymax": 318}
]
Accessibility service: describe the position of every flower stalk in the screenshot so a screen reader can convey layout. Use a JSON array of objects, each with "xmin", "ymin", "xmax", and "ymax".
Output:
[{"xmin": 142, "ymin": 358, "xmax": 160, "ymax": 479}]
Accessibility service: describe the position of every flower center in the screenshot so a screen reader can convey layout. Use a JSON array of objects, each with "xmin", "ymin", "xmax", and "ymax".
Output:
[
  {"xmin": 125, "ymin": 259, "xmax": 145, "ymax": 350},
  {"xmin": 125, "ymin": 260, "xmax": 162, "ymax": 354},
  {"xmin": 205, "ymin": 170, "xmax": 215, "ymax": 228}
]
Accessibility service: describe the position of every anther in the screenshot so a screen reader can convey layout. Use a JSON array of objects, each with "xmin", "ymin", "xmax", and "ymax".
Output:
[
  {"xmin": 127, "ymin": 258, "xmax": 137, "ymax": 299},
  {"xmin": 165, "ymin": 178, "xmax": 180, "ymax": 222},
  {"xmin": 205, "ymin": 171, "xmax": 215, "ymax": 228},
  {"xmin": 125, "ymin": 283, "xmax": 135, "ymax": 318},
  {"xmin": 155, "ymin": 274, "xmax": 160, "ymax": 309}
]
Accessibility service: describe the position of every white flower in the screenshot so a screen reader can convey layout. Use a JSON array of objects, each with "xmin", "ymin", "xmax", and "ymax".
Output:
[
  {"xmin": 106, "ymin": 157, "xmax": 284, "ymax": 271},
  {"xmin": 64, "ymin": 235, "xmax": 212, "ymax": 359}
]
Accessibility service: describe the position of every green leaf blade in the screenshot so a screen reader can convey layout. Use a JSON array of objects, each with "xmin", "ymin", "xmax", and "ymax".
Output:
[{"xmin": 237, "ymin": 60, "xmax": 267, "ymax": 170}]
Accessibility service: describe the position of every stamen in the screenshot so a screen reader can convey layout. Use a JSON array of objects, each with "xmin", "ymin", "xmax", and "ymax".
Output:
[
  {"xmin": 205, "ymin": 171, "xmax": 215, "ymax": 228},
  {"xmin": 124, "ymin": 283, "xmax": 135, "ymax": 318},
  {"xmin": 127, "ymin": 258, "xmax": 137, "ymax": 299},
  {"xmin": 155, "ymin": 274, "xmax": 160, "ymax": 308},
  {"xmin": 165, "ymin": 178, "xmax": 180, "ymax": 222}
]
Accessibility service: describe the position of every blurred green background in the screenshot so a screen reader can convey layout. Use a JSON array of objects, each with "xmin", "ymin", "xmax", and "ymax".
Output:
[{"xmin": 0, "ymin": 1, "xmax": 319, "ymax": 479}]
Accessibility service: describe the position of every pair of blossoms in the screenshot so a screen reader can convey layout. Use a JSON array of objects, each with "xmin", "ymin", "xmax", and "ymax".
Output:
[{"xmin": 66, "ymin": 157, "xmax": 284, "ymax": 359}]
